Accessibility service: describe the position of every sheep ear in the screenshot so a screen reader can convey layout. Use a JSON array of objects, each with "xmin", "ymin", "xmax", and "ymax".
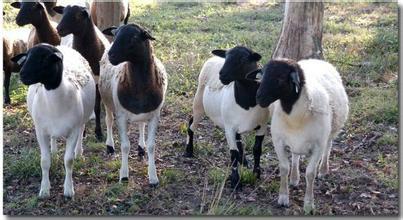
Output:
[
  {"xmin": 10, "ymin": 2, "xmax": 21, "ymax": 9},
  {"xmin": 81, "ymin": 8, "xmax": 90, "ymax": 18},
  {"xmin": 142, "ymin": 31, "xmax": 155, "ymax": 41},
  {"xmin": 53, "ymin": 6, "xmax": 65, "ymax": 14},
  {"xmin": 211, "ymin": 49, "xmax": 226, "ymax": 58},
  {"xmin": 35, "ymin": 2, "xmax": 45, "ymax": 10},
  {"xmin": 11, "ymin": 53, "xmax": 27, "ymax": 66},
  {"xmin": 290, "ymin": 71, "xmax": 300, "ymax": 93},
  {"xmin": 102, "ymin": 27, "xmax": 118, "ymax": 36},
  {"xmin": 47, "ymin": 51, "xmax": 63, "ymax": 63},
  {"xmin": 245, "ymin": 69, "xmax": 263, "ymax": 83},
  {"xmin": 249, "ymin": 52, "xmax": 262, "ymax": 61}
]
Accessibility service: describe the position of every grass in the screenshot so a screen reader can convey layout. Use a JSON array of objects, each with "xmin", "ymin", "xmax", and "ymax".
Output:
[
  {"xmin": 348, "ymin": 85, "xmax": 398, "ymax": 127},
  {"xmin": 3, "ymin": 1, "xmax": 399, "ymax": 216},
  {"xmin": 4, "ymin": 148, "xmax": 41, "ymax": 181},
  {"xmin": 161, "ymin": 168, "xmax": 184, "ymax": 185},
  {"xmin": 208, "ymin": 167, "xmax": 226, "ymax": 184}
]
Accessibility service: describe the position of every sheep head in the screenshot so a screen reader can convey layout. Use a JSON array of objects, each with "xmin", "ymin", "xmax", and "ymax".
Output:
[
  {"xmin": 11, "ymin": 43, "xmax": 63, "ymax": 90},
  {"xmin": 212, "ymin": 46, "xmax": 261, "ymax": 85},
  {"xmin": 103, "ymin": 24, "xmax": 155, "ymax": 66}
]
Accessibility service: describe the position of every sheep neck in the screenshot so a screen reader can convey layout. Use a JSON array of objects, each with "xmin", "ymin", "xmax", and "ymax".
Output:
[
  {"xmin": 72, "ymin": 20, "xmax": 104, "ymax": 76},
  {"xmin": 33, "ymin": 15, "xmax": 60, "ymax": 46},
  {"xmin": 234, "ymin": 79, "xmax": 260, "ymax": 110},
  {"xmin": 117, "ymin": 54, "xmax": 164, "ymax": 114}
]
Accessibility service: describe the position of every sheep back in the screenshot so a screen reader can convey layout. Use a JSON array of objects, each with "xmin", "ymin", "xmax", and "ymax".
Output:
[
  {"xmin": 198, "ymin": 56, "xmax": 227, "ymax": 91},
  {"xmin": 298, "ymin": 59, "xmax": 349, "ymax": 138}
]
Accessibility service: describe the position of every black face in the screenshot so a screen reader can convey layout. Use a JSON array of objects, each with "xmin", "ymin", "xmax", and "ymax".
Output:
[
  {"xmin": 11, "ymin": 43, "xmax": 63, "ymax": 89},
  {"xmin": 253, "ymin": 60, "xmax": 301, "ymax": 108},
  {"xmin": 103, "ymin": 24, "xmax": 155, "ymax": 66},
  {"xmin": 55, "ymin": 5, "xmax": 90, "ymax": 37},
  {"xmin": 11, "ymin": 2, "xmax": 45, "ymax": 26},
  {"xmin": 212, "ymin": 46, "xmax": 261, "ymax": 85}
]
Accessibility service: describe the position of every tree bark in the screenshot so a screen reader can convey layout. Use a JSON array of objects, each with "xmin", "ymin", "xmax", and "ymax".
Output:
[{"xmin": 272, "ymin": 1, "xmax": 324, "ymax": 60}]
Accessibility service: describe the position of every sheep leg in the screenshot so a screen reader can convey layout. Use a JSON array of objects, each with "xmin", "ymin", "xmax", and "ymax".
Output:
[
  {"xmin": 36, "ymin": 130, "xmax": 51, "ymax": 198},
  {"xmin": 252, "ymin": 135, "xmax": 264, "ymax": 179},
  {"xmin": 94, "ymin": 85, "xmax": 103, "ymax": 141},
  {"xmin": 117, "ymin": 114, "xmax": 130, "ymax": 182},
  {"xmin": 303, "ymin": 146, "xmax": 322, "ymax": 215},
  {"xmin": 290, "ymin": 153, "xmax": 300, "ymax": 186},
  {"xmin": 185, "ymin": 84, "xmax": 205, "ymax": 158},
  {"xmin": 137, "ymin": 122, "xmax": 146, "ymax": 161},
  {"xmin": 275, "ymin": 143, "xmax": 289, "ymax": 207},
  {"xmin": 74, "ymin": 125, "xmax": 85, "ymax": 159},
  {"xmin": 3, "ymin": 70, "xmax": 11, "ymax": 105},
  {"xmin": 105, "ymin": 107, "xmax": 115, "ymax": 154},
  {"xmin": 235, "ymin": 133, "xmax": 248, "ymax": 167},
  {"xmin": 318, "ymin": 139, "xmax": 332, "ymax": 178},
  {"xmin": 225, "ymin": 128, "xmax": 241, "ymax": 189},
  {"xmin": 146, "ymin": 115, "xmax": 160, "ymax": 186},
  {"xmin": 50, "ymin": 137, "xmax": 57, "ymax": 155},
  {"xmin": 63, "ymin": 128, "xmax": 80, "ymax": 198}
]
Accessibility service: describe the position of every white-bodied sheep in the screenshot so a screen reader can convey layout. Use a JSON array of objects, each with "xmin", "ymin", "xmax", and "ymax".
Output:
[
  {"xmin": 100, "ymin": 24, "xmax": 167, "ymax": 186},
  {"xmin": 247, "ymin": 58, "xmax": 349, "ymax": 214},
  {"xmin": 186, "ymin": 46, "xmax": 271, "ymax": 188},
  {"xmin": 11, "ymin": 44, "xmax": 96, "ymax": 198}
]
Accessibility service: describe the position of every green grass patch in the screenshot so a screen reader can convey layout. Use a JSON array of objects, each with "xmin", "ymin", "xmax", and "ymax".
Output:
[
  {"xmin": 233, "ymin": 205, "xmax": 272, "ymax": 216},
  {"xmin": 349, "ymin": 86, "xmax": 398, "ymax": 127},
  {"xmin": 261, "ymin": 179, "xmax": 280, "ymax": 194},
  {"xmin": 104, "ymin": 183, "xmax": 127, "ymax": 201},
  {"xmin": 161, "ymin": 168, "xmax": 184, "ymax": 185},
  {"xmin": 376, "ymin": 131, "xmax": 398, "ymax": 146},
  {"xmin": 239, "ymin": 167, "xmax": 257, "ymax": 185},
  {"xmin": 208, "ymin": 167, "xmax": 226, "ymax": 184},
  {"xmin": 4, "ymin": 148, "xmax": 41, "ymax": 181}
]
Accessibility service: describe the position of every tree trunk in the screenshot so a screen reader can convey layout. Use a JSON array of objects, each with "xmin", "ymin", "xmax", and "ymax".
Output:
[
  {"xmin": 272, "ymin": 1, "xmax": 324, "ymax": 60},
  {"xmin": 91, "ymin": 1, "xmax": 127, "ymax": 42}
]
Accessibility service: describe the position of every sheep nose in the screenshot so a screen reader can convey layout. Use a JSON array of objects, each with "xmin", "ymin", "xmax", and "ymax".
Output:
[{"xmin": 56, "ymin": 26, "xmax": 66, "ymax": 36}]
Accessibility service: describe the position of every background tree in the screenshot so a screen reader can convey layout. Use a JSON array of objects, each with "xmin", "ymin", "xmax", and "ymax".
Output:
[{"xmin": 272, "ymin": 1, "xmax": 324, "ymax": 60}]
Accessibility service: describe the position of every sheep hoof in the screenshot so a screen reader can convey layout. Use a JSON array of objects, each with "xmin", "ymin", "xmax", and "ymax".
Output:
[
  {"xmin": 230, "ymin": 169, "xmax": 241, "ymax": 189},
  {"xmin": 303, "ymin": 202, "xmax": 315, "ymax": 215},
  {"xmin": 106, "ymin": 145, "xmax": 115, "ymax": 154},
  {"xmin": 4, "ymin": 97, "xmax": 10, "ymax": 105},
  {"xmin": 277, "ymin": 194, "xmax": 289, "ymax": 207},
  {"xmin": 138, "ymin": 145, "xmax": 145, "ymax": 161},
  {"xmin": 63, "ymin": 194, "xmax": 74, "ymax": 201},
  {"xmin": 38, "ymin": 190, "xmax": 50, "ymax": 199},
  {"xmin": 63, "ymin": 188, "xmax": 75, "ymax": 199},
  {"xmin": 120, "ymin": 177, "xmax": 129, "ymax": 183},
  {"xmin": 253, "ymin": 167, "xmax": 261, "ymax": 179},
  {"xmin": 241, "ymin": 157, "xmax": 249, "ymax": 168},
  {"xmin": 149, "ymin": 182, "xmax": 159, "ymax": 188},
  {"xmin": 183, "ymin": 150, "xmax": 193, "ymax": 158}
]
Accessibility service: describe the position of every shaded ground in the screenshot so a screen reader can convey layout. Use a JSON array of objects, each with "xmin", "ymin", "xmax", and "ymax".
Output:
[{"xmin": 3, "ymin": 1, "xmax": 399, "ymax": 216}]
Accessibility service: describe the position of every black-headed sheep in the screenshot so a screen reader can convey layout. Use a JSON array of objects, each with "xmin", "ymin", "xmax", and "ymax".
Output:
[
  {"xmin": 247, "ymin": 58, "xmax": 349, "ymax": 214},
  {"xmin": 100, "ymin": 24, "xmax": 167, "ymax": 186},
  {"xmin": 11, "ymin": 43, "xmax": 96, "ymax": 198},
  {"xmin": 186, "ymin": 46, "xmax": 271, "ymax": 188}
]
